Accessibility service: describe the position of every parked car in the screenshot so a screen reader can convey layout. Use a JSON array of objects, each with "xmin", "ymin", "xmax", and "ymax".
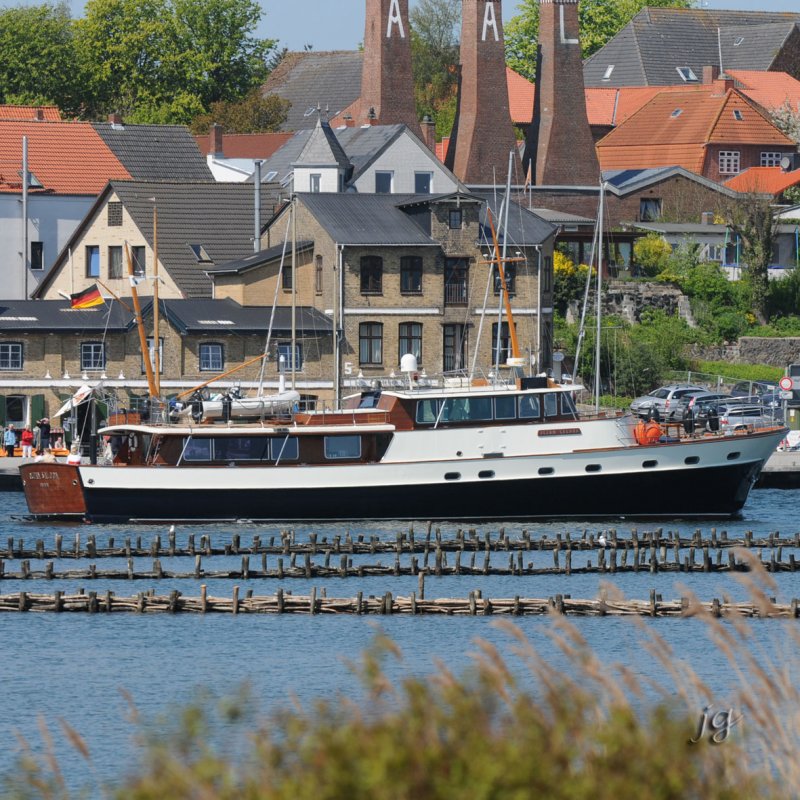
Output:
[
  {"xmin": 629, "ymin": 384, "xmax": 705, "ymax": 419},
  {"xmin": 730, "ymin": 380, "xmax": 778, "ymax": 397}
]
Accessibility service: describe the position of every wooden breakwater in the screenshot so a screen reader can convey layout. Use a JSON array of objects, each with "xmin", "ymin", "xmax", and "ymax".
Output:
[
  {"xmin": 1, "ymin": 587, "xmax": 798, "ymax": 618},
  {"xmin": 4, "ymin": 527, "xmax": 797, "ymax": 561},
  {"xmin": 2, "ymin": 543, "xmax": 799, "ymax": 580}
]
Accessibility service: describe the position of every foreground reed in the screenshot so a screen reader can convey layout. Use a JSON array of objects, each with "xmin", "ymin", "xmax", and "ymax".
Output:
[{"xmin": 6, "ymin": 560, "xmax": 800, "ymax": 799}]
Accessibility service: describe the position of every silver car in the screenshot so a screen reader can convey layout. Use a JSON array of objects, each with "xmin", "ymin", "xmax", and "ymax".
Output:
[{"xmin": 629, "ymin": 384, "xmax": 705, "ymax": 420}]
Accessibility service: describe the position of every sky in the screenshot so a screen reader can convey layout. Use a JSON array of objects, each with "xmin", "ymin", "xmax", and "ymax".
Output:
[{"xmin": 6, "ymin": 0, "xmax": 800, "ymax": 52}]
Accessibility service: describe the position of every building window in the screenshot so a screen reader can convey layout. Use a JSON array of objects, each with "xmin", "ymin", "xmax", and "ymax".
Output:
[
  {"xmin": 131, "ymin": 246, "xmax": 146, "ymax": 276},
  {"xmin": 359, "ymin": 322, "xmax": 383, "ymax": 365},
  {"xmin": 199, "ymin": 343, "xmax": 224, "ymax": 372},
  {"xmin": 602, "ymin": 65, "xmax": 614, "ymax": 81},
  {"xmin": 85, "ymin": 245, "xmax": 100, "ymax": 278},
  {"xmin": 375, "ymin": 171, "xmax": 393, "ymax": 193},
  {"xmin": 283, "ymin": 261, "xmax": 292, "ymax": 290},
  {"xmin": 310, "ymin": 173, "xmax": 321, "ymax": 193},
  {"xmin": 30, "ymin": 241, "xmax": 43, "ymax": 270},
  {"xmin": 360, "ymin": 255, "xmax": 383, "ymax": 294},
  {"xmin": 449, "ymin": 209, "xmax": 462, "ymax": 229},
  {"xmin": 444, "ymin": 258, "xmax": 468, "ymax": 305},
  {"xmin": 761, "ymin": 152, "xmax": 783, "ymax": 167},
  {"xmin": 719, "ymin": 151, "xmax": 740, "ymax": 175},
  {"xmin": 81, "ymin": 342, "xmax": 105, "ymax": 371},
  {"xmin": 107, "ymin": 202, "xmax": 123, "ymax": 226},
  {"xmin": 144, "ymin": 337, "xmax": 163, "ymax": 374},
  {"xmin": 315, "ymin": 254, "xmax": 323, "ymax": 294},
  {"xmin": 443, "ymin": 324, "xmax": 468, "ymax": 373},
  {"xmin": 414, "ymin": 172, "xmax": 432, "ymax": 194},
  {"xmin": 493, "ymin": 263, "xmax": 516, "ymax": 296},
  {"xmin": 189, "ymin": 244, "xmax": 212, "ymax": 263},
  {"xmin": 400, "ymin": 255, "xmax": 422, "ymax": 294},
  {"xmin": 543, "ymin": 256, "xmax": 552, "ymax": 292},
  {"xmin": 108, "ymin": 246, "xmax": 123, "ymax": 279},
  {"xmin": 491, "ymin": 322, "xmax": 514, "ymax": 366},
  {"xmin": 0, "ymin": 342, "xmax": 23, "ymax": 371},
  {"xmin": 277, "ymin": 342, "xmax": 303, "ymax": 371},
  {"xmin": 676, "ymin": 66, "xmax": 698, "ymax": 82},
  {"xmin": 639, "ymin": 198, "xmax": 662, "ymax": 221},
  {"xmin": 399, "ymin": 322, "xmax": 422, "ymax": 364}
]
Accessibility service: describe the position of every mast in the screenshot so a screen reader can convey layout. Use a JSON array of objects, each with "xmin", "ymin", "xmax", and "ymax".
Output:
[
  {"xmin": 291, "ymin": 195, "xmax": 297, "ymax": 391},
  {"xmin": 126, "ymin": 243, "xmax": 158, "ymax": 398},
  {"xmin": 152, "ymin": 202, "xmax": 160, "ymax": 397},
  {"xmin": 594, "ymin": 182, "xmax": 604, "ymax": 415}
]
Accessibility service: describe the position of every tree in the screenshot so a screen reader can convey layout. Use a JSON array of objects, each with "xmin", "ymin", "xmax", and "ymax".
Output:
[
  {"xmin": 410, "ymin": 0, "xmax": 460, "ymax": 138},
  {"xmin": 723, "ymin": 193, "xmax": 778, "ymax": 325},
  {"xmin": 73, "ymin": 0, "xmax": 276, "ymax": 123},
  {"xmin": 190, "ymin": 90, "xmax": 289, "ymax": 134},
  {"xmin": 506, "ymin": 0, "xmax": 693, "ymax": 81},
  {"xmin": 0, "ymin": 3, "xmax": 80, "ymax": 113}
]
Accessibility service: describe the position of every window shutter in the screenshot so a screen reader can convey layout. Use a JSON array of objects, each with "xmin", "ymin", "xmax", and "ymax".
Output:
[
  {"xmin": 0, "ymin": 396, "xmax": 6, "ymax": 427},
  {"xmin": 30, "ymin": 394, "xmax": 45, "ymax": 425}
]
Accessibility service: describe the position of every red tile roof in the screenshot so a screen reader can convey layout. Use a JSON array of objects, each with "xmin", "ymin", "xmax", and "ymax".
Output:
[
  {"xmin": 725, "ymin": 70, "xmax": 800, "ymax": 113},
  {"xmin": 0, "ymin": 105, "xmax": 61, "ymax": 121},
  {"xmin": 193, "ymin": 131, "xmax": 293, "ymax": 158},
  {"xmin": 724, "ymin": 166, "xmax": 800, "ymax": 194},
  {"xmin": 0, "ymin": 120, "xmax": 131, "ymax": 194},
  {"xmin": 596, "ymin": 87, "xmax": 794, "ymax": 172},
  {"xmin": 507, "ymin": 68, "xmax": 534, "ymax": 124}
]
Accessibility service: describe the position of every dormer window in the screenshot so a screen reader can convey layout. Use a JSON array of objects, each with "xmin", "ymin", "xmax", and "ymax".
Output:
[
  {"xmin": 189, "ymin": 244, "xmax": 212, "ymax": 263},
  {"xmin": 734, "ymin": 36, "xmax": 744, "ymax": 46},
  {"xmin": 603, "ymin": 65, "xmax": 615, "ymax": 81},
  {"xmin": 676, "ymin": 67, "xmax": 698, "ymax": 82},
  {"xmin": 733, "ymin": 109, "xmax": 743, "ymax": 121},
  {"xmin": 670, "ymin": 108, "xmax": 683, "ymax": 118},
  {"xmin": 310, "ymin": 173, "xmax": 321, "ymax": 193}
]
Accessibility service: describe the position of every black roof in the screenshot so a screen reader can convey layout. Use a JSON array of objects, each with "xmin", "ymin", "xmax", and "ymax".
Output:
[
  {"xmin": 155, "ymin": 298, "xmax": 332, "ymax": 334},
  {"xmin": 91, "ymin": 122, "xmax": 213, "ymax": 181},
  {"xmin": 111, "ymin": 181, "xmax": 279, "ymax": 298},
  {"xmin": 475, "ymin": 193, "xmax": 557, "ymax": 248},
  {"xmin": 0, "ymin": 300, "xmax": 134, "ymax": 332},
  {"xmin": 584, "ymin": 8, "xmax": 800, "ymax": 87},
  {"xmin": 207, "ymin": 241, "xmax": 315, "ymax": 276},
  {"xmin": 262, "ymin": 51, "xmax": 364, "ymax": 132}
]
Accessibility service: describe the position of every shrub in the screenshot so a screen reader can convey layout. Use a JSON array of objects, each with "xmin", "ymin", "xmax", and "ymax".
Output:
[{"xmin": 633, "ymin": 233, "xmax": 672, "ymax": 277}]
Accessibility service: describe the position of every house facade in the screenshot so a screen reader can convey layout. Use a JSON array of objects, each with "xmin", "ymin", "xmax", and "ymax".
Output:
[{"xmin": 212, "ymin": 191, "xmax": 556, "ymax": 404}]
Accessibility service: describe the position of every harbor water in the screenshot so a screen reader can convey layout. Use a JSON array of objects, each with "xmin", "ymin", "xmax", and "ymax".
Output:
[{"xmin": 1, "ymin": 487, "xmax": 800, "ymax": 792}]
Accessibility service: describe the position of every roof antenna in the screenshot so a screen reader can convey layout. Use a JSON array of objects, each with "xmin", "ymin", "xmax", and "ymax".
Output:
[{"xmin": 718, "ymin": 27, "xmax": 724, "ymax": 75}]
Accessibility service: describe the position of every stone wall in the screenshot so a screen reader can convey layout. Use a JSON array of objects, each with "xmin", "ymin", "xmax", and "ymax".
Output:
[
  {"xmin": 567, "ymin": 280, "xmax": 695, "ymax": 326},
  {"xmin": 691, "ymin": 338, "xmax": 800, "ymax": 367}
]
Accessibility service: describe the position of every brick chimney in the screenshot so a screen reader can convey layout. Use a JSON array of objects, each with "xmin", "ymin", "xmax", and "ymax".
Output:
[
  {"xmin": 446, "ymin": 0, "xmax": 522, "ymax": 184},
  {"xmin": 527, "ymin": 0, "xmax": 599, "ymax": 186},
  {"xmin": 421, "ymin": 115, "xmax": 436, "ymax": 151},
  {"xmin": 35, "ymin": 108, "xmax": 44, "ymax": 121},
  {"xmin": 702, "ymin": 65, "xmax": 720, "ymax": 84},
  {"xmin": 359, "ymin": 0, "xmax": 422, "ymax": 136},
  {"xmin": 211, "ymin": 123, "xmax": 224, "ymax": 156},
  {"xmin": 108, "ymin": 112, "xmax": 124, "ymax": 127}
]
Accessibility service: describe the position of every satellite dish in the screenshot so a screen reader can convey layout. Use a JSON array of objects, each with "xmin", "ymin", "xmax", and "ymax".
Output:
[{"xmin": 780, "ymin": 156, "xmax": 792, "ymax": 172}]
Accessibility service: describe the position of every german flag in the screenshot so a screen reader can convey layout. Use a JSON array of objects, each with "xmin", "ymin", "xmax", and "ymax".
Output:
[{"xmin": 70, "ymin": 284, "xmax": 104, "ymax": 309}]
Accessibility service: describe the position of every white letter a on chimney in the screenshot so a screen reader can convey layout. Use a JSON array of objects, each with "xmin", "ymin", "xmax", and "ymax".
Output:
[
  {"xmin": 482, "ymin": 2, "xmax": 499, "ymax": 42},
  {"xmin": 387, "ymin": 0, "xmax": 405, "ymax": 38}
]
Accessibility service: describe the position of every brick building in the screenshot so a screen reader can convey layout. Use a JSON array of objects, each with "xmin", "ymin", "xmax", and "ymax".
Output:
[{"xmin": 213, "ymin": 191, "xmax": 556, "ymax": 404}]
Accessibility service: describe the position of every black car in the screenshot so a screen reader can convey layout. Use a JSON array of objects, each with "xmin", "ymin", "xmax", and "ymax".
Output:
[{"xmin": 730, "ymin": 380, "xmax": 778, "ymax": 397}]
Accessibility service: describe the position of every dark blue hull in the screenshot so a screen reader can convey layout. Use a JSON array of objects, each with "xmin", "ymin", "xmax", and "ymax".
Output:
[{"xmin": 81, "ymin": 460, "xmax": 764, "ymax": 523}]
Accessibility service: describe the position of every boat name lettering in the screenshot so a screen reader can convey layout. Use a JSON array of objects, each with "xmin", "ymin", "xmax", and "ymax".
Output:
[
  {"xmin": 28, "ymin": 471, "xmax": 60, "ymax": 480},
  {"xmin": 538, "ymin": 428, "xmax": 581, "ymax": 437}
]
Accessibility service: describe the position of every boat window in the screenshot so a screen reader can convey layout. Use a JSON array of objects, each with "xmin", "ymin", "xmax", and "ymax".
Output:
[
  {"xmin": 440, "ymin": 396, "xmax": 492, "ymax": 422},
  {"xmin": 325, "ymin": 435, "xmax": 361, "ymax": 460},
  {"xmin": 518, "ymin": 395, "xmax": 541, "ymax": 419},
  {"xmin": 478, "ymin": 470, "xmax": 495, "ymax": 479},
  {"xmin": 358, "ymin": 391, "xmax": 381, "ymax": 409},
  {"xmin": 183, "ymin": 438, "xmax": 212, "ymax": 461},
  {"xmin": 544, "ymin": 393, "xmax": 559, "ymax": 417},
  {"xmin": 726, "ymin": 452, "xmax": 741, "ymax": 461},
  {"xmin": 561, "ymin": 393, "xmax": 578, "ymax": 415},
  {"xmin": 585, "ymin": 464, "xmax": 602, "ymax": 472},
  {"xmin": 444, "ymin": 472, "xmax": 461, "ymax": 480},
  {"xmin": 416, "ymin": 399, "xmax": 440, "ymax": 424},
  {"xmin": 685, "ymin": 456, "xmax": 699, "ymax": 465},
  {"xmin": 494, "ymin": 395, "xmax": 516, "ymax": 420},
  {"xmin": 213, "ymin": 437, "xmax": 271, "ymax": 462},
  {"xmin": 271, "ymin": 436, "xmax": 299, "ymax": 461},
  {"xmin": 642, "ymin": 460, "xmax": 658, "ymax": 469},
  {"xmin": 538, "ymin": 467, "xmax": 554, "ymax": 475}
]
